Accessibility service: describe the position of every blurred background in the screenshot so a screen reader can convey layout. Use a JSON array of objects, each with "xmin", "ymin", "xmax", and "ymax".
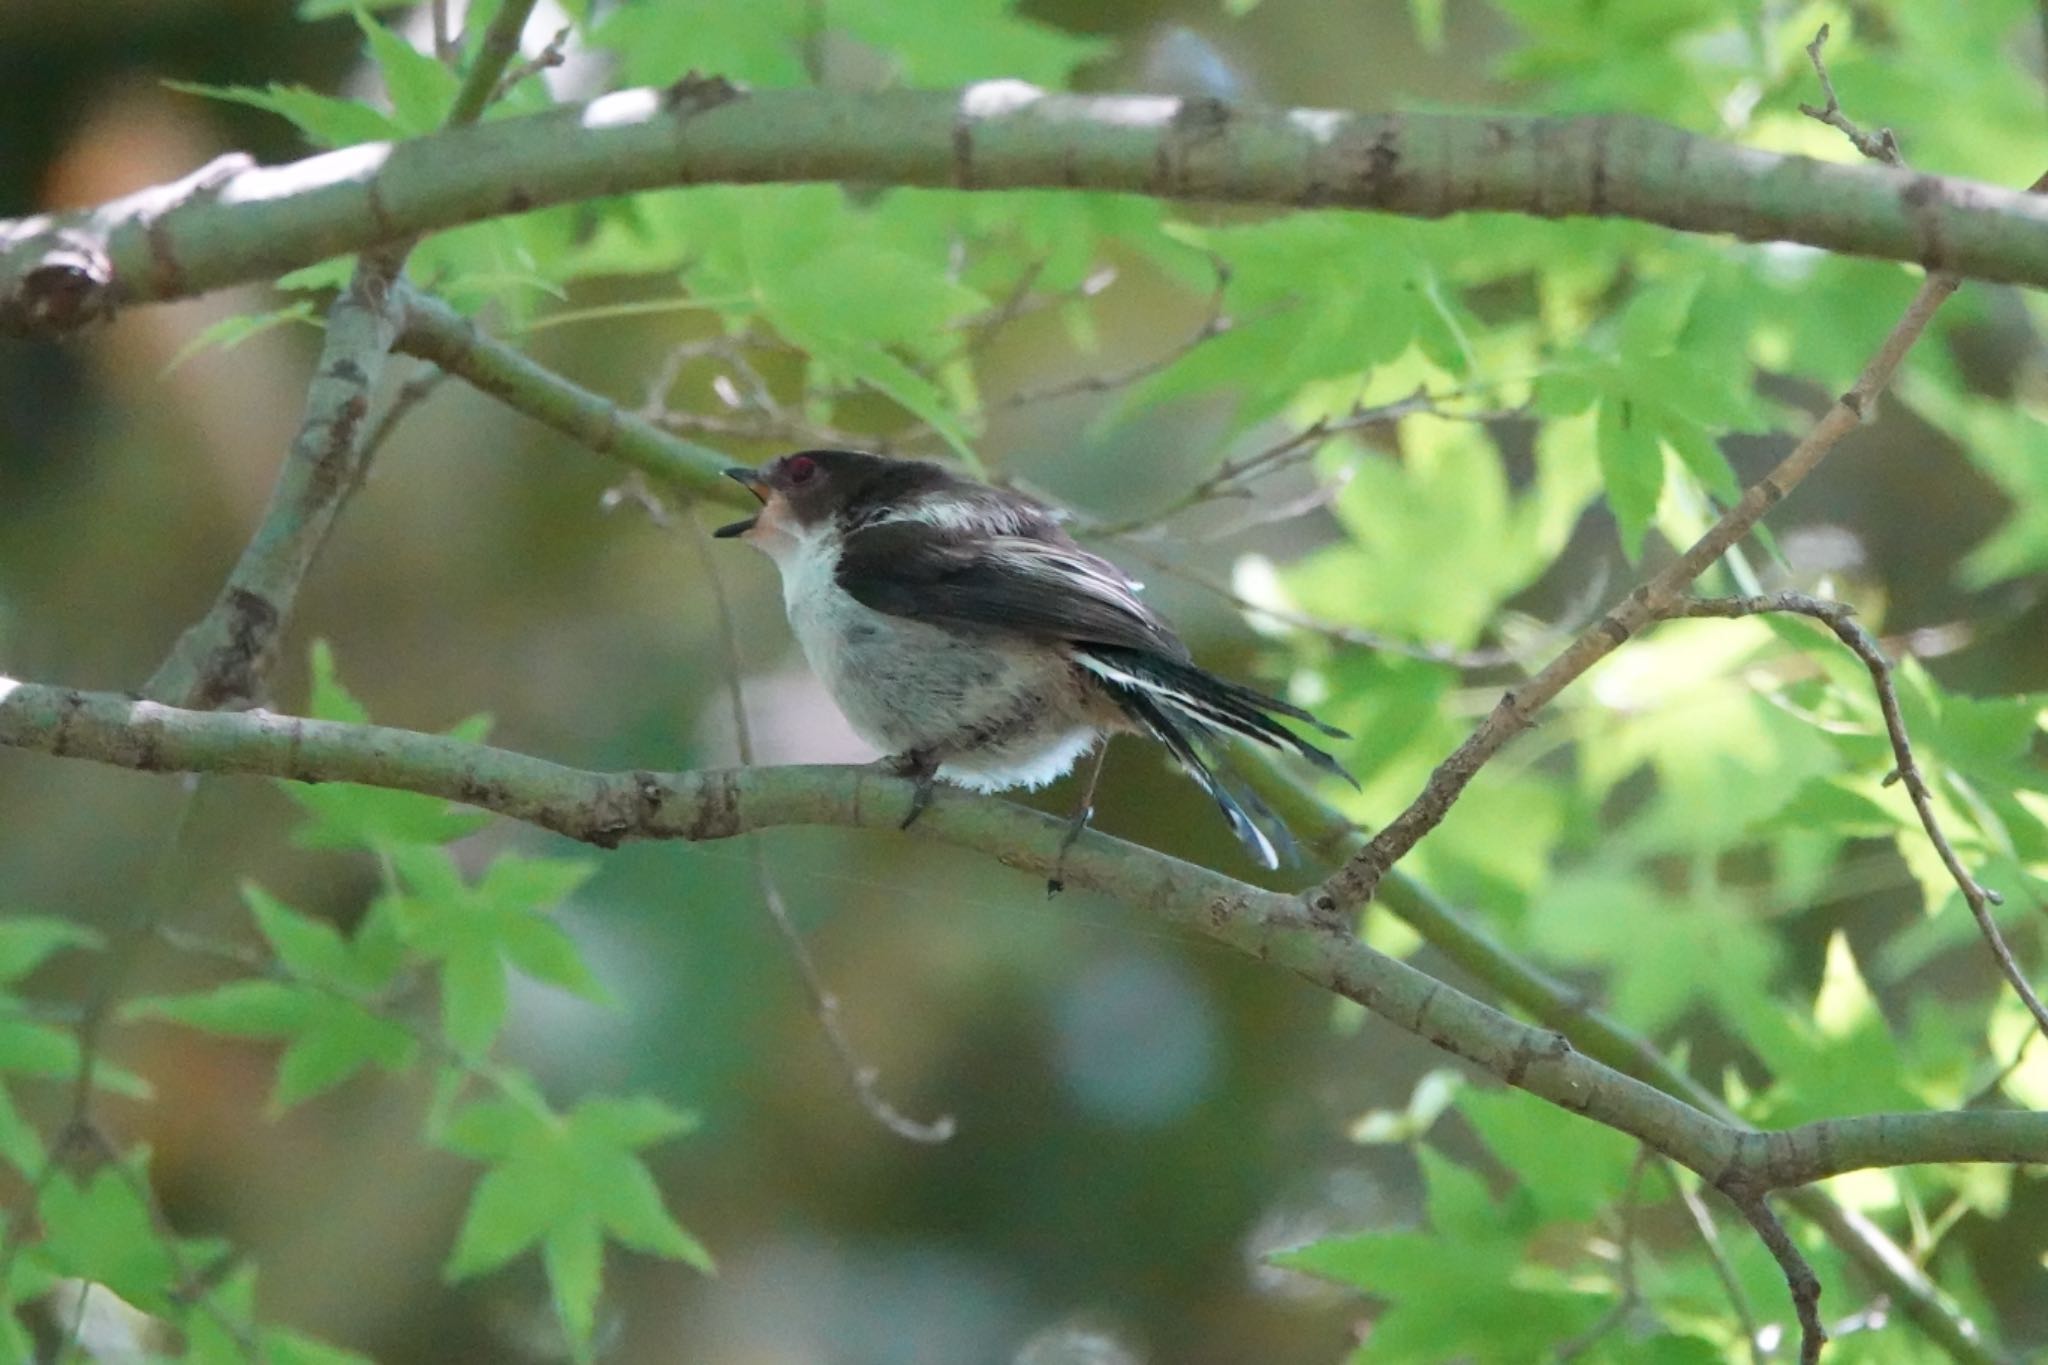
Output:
[{"xmin": 3, "ymin": 2, "xmax": 2046, "ymax": 1362}]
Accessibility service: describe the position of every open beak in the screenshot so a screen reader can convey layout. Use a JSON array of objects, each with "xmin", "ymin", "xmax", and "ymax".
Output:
[{"xmin": 712, "ymin": 467, "xmax": 768, "ymax": 538}]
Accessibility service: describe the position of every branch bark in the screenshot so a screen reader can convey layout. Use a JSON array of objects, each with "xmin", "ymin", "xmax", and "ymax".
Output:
[
  {"xmin": 2, "ymin": 676, "xmax": 2043, "ymax": 1202},
  {"xmin": 141, "ymin": 265, "xmax": 401, "ymax": 708},
  {"xmin": 8, "ymin": 86, "xmax": 2048, "ymax": 331}
]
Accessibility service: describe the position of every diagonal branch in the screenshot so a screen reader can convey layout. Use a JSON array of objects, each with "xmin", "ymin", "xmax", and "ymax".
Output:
[
  {"xmin": 10, "ymin": 87, "xmax": 2048, "ymax": 331},
  {"xmin": 1734, "ymin": 1194, "xmax": 1828, "ymax": 1364},
  {"xmin": 394, "ymin": 284, "xmax": 743, "ymax": 502},
  {"xmin": 142, "ymin": 265, "xmax": 403, "ymax": 708}
]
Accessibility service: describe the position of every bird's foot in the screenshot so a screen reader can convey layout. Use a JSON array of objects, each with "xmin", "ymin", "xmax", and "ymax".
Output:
[
  {"xmin": 881, "ymin": 749, "xmax": 941, "ymax": 831},
  {"xmin": 1046, "ymin": 800, "xmax": 1095, "ymax": 898}
]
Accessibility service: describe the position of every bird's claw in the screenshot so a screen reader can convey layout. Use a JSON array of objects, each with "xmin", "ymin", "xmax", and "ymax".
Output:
[
  {"xmin": 884, "ymin": 750, "xmax": 940, "ymax": 831},
  {"xmin": 1047, "ymin": 801, "xmax": 1095, "ymax": 897}
]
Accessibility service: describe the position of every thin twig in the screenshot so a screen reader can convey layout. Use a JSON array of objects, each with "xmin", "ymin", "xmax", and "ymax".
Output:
[
  {"xmin": 492, "ymin": 25, "xmax": 571, "ymax": 105},
  {"xmin": 1797, "ymin": 25, "xmax": 1903, "ymax": 167},
  {"xmin": 431, "ymin": 0, "xmax": 456, "ymax": 65},
  {"xmin": 1965, "ymin": 1028, "xmax": 2036, "ymax": 1109},
  {"xmin": 348, "ymin": 361, "xmax": 447, "ymax": 498},
  {"xmin": 615, "ymin": 454, "xmax": 956, "ymax": 1144},
  {"xmin": 1555, "ymin": 1147, "xmax": 1653, "ymax": 1361},
  {"xmin": 1175, "ymin": 388, "xmax": 1499, "ymax": 516},
  {"xmin": 1675, "ymin": 593, "xmax": 2046, "ymax": 1041},
  {"xmin": 1103, "ymin": 537, "xmax": 1544, "ymax": 670},
  {"xmin": 643, "ymin": 333, "xmax": 878, "ymax": 455},
  {"xmin": 1662, "ymin": 1161, "xmax": 1765, "ymax": 1365},
  {"xmin": 983, "ymin": 254, "xmax": 1244, "ymax": 415},
  {"xmin": 1780, "ymin": 34, "xmax": 2048, "ymax": 1037},
  {"xmin": 682, "ymin": 501, "xmax": 955, "ymax": 1143},
  {"xmin": 445, "ymin": 0, "xmax": 541, "ymax": 128},
  {"xmin": 1084, "ymin": 385, "xmax": 1527, "ymax": 538},
  {"xmin": 1731, "ymin": 1194, "xmax": 1827, "ymax": 1365}
]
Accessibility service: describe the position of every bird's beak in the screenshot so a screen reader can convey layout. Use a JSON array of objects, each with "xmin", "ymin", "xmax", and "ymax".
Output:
[{"xmin": 712, "ymin": 467, "xmax": 768, "ymax": 538}]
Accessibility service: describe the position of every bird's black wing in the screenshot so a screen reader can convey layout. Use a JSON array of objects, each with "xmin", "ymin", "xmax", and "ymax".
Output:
[{"xmin": 835, "ymin": 519, "xmax": 1188, "ymax": 658}]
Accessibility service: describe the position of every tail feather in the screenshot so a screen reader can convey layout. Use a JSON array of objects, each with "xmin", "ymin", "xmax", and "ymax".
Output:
[
  {"xmin": 1205, "ymin": 750, "xmax": 1302, "ymax": 867},
  {"xmin": 1111, "ymin": 685, "xmax": 1284, "ymax": 869},
  {"xmin": 1079, "ymin": 645, "xmax": 1359, "ymax": 790}
]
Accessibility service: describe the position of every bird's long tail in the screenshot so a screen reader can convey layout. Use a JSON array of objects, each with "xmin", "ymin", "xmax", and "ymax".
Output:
[{"xmin": 1079, "ymin": 645, "xmax": 1355, "ymax": 869}]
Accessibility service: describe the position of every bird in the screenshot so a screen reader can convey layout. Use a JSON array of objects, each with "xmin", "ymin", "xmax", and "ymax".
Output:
[{"xmin": 714, "ymin": 449, "xmax": 1354, "ymax": 884}]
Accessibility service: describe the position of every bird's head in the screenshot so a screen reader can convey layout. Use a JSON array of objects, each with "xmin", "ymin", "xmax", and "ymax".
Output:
[{"xmin": 714, "ymin": 450, "xmax": 954, "ymax": 550}]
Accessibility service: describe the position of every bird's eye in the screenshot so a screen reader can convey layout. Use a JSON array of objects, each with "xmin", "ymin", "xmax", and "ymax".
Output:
[{"xmin": 785, "ymin": 455, "xmax": 819, "ymax": 485}]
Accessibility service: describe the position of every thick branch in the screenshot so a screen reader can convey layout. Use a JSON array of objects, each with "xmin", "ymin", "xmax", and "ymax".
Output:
[
  {"xmin": 1, "ymin": 676, "xmax": 2042, "ymax": 1199},
  {"xmin": 8, "ymin": 87, "xmax": 2048, "ymax": 330}
]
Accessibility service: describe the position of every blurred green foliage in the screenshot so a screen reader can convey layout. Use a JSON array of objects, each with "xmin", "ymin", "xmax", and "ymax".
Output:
[{"xmin": 2, "ymin": 0, "xmax": 2047, "ymax": 1361}]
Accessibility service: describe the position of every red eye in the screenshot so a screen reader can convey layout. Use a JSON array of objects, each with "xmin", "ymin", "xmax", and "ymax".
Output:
[{"xmin": 785, "ymin": 455, "xmax": 819, "ymax": 486}]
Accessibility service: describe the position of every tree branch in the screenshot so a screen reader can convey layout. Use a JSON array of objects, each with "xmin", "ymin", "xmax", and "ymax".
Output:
[
  {"xmin": 445, "ymin": 0, "xmax": 541, "ymax": 129},
  {"xmin": 1735, "ymin": 1194, "xmax": 1828, "ymax": 1364},
  {"xmin": 1797, "ymin": 24, "xmax": 1903, "ymax": 167},
  {"xmin": 8, "ymin": 86, "xmax": 2048, "ymax": 331},
  {"xmin": 394, "ymin": 285, "xmax": 744, "ymax": 504},
  {"xmin": 141, "ymin": 266, "xmax": 402, "ymax": 708},
  {"xmin": 1, "ymin": 677, "xmax": 2042, "ymax": 1200}
]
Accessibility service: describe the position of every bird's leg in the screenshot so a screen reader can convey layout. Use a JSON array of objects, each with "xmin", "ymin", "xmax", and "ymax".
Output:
[
  {"xmin": 884, "ymin": 748, "xmax": 941, "ymax": 831},
  {"xmin": 1047, "ymin": 741, "xmax": 1111, "ymax": 897}
]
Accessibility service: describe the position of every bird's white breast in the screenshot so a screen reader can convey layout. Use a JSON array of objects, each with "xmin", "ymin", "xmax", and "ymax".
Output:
[
  {"xmin": 757, "ymin": 526, "xmax": 1101, "ymax": 790},
  {"xmin": 768, "ymin": 529, "xmax": 872, "ymax": 702}
]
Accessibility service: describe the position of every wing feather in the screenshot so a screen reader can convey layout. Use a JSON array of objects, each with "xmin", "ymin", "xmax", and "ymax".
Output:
[{"xmin": 835, "ymin": 520, "xmax": 1187, "ymax": 659}]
